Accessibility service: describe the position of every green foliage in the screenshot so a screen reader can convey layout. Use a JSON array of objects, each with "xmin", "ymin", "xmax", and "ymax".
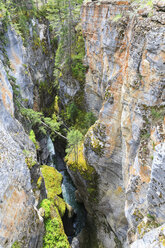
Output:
[
  {"xmin": 47, "ymin": 0, "xmax": 85, "ymax": 83},
  {"xmin": 113, "ymin": 14, "xmax": 122, "ymax": 22},
  {"xmin": 0, "ymin": 0, "xmax": 37, "ymax": 44},
  {"xmin": 63, "ymin": 102, "xmax": 97, "ymax": 134},
  {"xmin": 54, "ymin": 96, "xmax": 59, "ymax": 114},
  {"xmin": 66, "ymin": 129, "xmax": 83, "ymax": 164},
  {"xmin": 151, "ymin": 108, "xmax": 164, "ymax": 123},
  {"xmin": 21, "ymin": 108, "xmax": 45, "ymax": 130},
  {"xmin": 131, "ymin": 0, "xmax": 154, "ymax": 14},
  {"xmin": 23, "ymin": 149, "xmax": 36, "ymax": 168},
  {"xmin": 84, "ymin": 112, "xmax": 97, "ymax": 130},
  {"xmin": 66, "ymin": 102, "xmax": 78, "ymax": 123},
  {"xmin": 29, "ymin": 129, "xmax": 40, "ymax": 150},
  {"xmin": 141, "ymin": 131, "xmax": 150, "ymax": 140},
  {"xmin": 11, "ymin": 241, "xmax": 21, "ymax": 248},
  {"xmin": 71, "ymin": 28, "xmax": 86, "ymax": 82},
  {"xmin": 20, "ymin": 108, "xmax": 61, "ymax": 137},
  {"xmin": 147, "ymin": 213, "xmax": 155, "ymax": 221}
]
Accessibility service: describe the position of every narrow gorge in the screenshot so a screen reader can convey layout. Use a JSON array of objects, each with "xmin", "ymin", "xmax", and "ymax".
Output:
[{"xmin": 0, "ymin": 0, "xmax": 164, "ymax": 248}]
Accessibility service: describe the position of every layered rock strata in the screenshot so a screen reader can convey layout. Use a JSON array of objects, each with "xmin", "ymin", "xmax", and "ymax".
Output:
[{"xmin": 76, "ymin": 0, "xmax": 165, "ymax": 247}]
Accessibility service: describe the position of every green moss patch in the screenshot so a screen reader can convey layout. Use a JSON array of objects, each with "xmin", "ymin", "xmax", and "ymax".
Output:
[
  {"xmin": 41, "ymin": 165, "xmax": 63, "ymax": 199},
  {"xmin": 137, "ymin": 218, "xmax": 160, "ymax": 238},
  {"xmin": 41, "ymin": 165, "xmax": 67, "ymax": 218},
  {"xmin": 40, "ymin": 199, "xmax": 70, "ymax": 248},
  {"xmin": 11, "ymin": 241, "xmax": 21, "ymax": 248},
  {"xmin": 54, "ymin": 195, "xmax": 66, "ymax": 217},
  {"xmin": 65, "ymin": 142, "xmax": 98, "ymax": 203},
  {"xmin": 29, "ymin": 130, "xmax": 40, "ymax": 150}
]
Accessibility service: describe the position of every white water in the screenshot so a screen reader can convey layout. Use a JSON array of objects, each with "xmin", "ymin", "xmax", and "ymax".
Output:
[
  {"xmin": 47, "ymin": 137, "xmax": 86, "ymax": 236},
  {"xmin": 47, "ymin": 136, "xmax": 55, "ymax": 166}
]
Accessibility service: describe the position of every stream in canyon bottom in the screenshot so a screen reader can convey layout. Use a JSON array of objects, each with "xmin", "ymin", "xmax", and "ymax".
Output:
[{"xmin": 47, "ymin": 137, "xmax": 86, "ymax": 241}]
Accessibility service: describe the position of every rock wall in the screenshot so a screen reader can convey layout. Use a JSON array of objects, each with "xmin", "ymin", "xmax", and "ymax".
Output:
[
  {"xmin": 0, "ymin": 19, "xmax": 54, "ymax": 247},
  {"xmin": 79, "ymin": 0, "xmax": 165, "ymax": 247}
]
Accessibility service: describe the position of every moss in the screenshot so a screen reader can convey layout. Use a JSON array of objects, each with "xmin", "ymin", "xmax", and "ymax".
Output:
[
  {"xmin": 11, "ymin": 241, "xmax": 21, "ymax": 248},
  {"xmin": 66, "ymin": 142, "xmax": 98, "ymax": 202},
  {"xmin": 113, "ymin": 14, "xmax": 122, "ymax": 22},
  {"xmin": 40, "ymin": 173, "xmax": 69, "ymax": 247},
  {"xmin": 114, "ymin": 236, "xmax": 122, "ymax": 248},
  {"xmin": 66, "ymin": 142, "xmax": 94, "ymax": 181},
  {"xmin": 87, "ymin": 187, "xmax": 96, "ymax": 194},
  {"xmin": 104, "ymin": 90, "xmax": 113, "ymax": 101},
  {"xmin": 24, "ymin": 154, "xmax": 36, "ymax": 169},
  {"xmin": 54, "ymin": 195, "xmax": 66, "ymax": 217},
  {"xmin": 37, "ymin": 176, "xmax": 42, "ymax": 189},
  {"xmin": 29, "ymin": 130, "xmax": 40, "ymax": 150},
  {"xmin": 150, "ymin": 108, "xmax": 164, "ymax": 123},
  {"xmin": 133, "ymin": 209, "xmax": 144, "ymax": 220},
  {"xmin": 90, "ymin": 135, "xmax": 104, "ymax": 156},
  {"xmin": 159, "ymin": 235, "xmax": 165, "ymax": 247},
  {"xmin": 40, "ymin": 165, "xmax": 67, "ymax": 217},
  {"xmin": 44, "ymin": 214, "xmax": 70, "ymax": 248},
  {"xmin": 137, "ymin": 218, "xmax": 160, "ymax": 238},
  {"xmin": 147, "ymin": 213, "xmax": 155, "ymax": 221},
  {"xmin": 140, "ymin": 130, "xmax": 150, "ymax": 140},
  {"xmin": 41, "ymin": 165, "xmax": 63, "ymax": 199},
  {"xmin": 40, "ymin": 200, "xmax": 70, "ymax": 248},
  {"xmin": 85, "ymin": 122, "xmax": 106, "ymax": 157},
  {"xmin": 40, "ymin": 199, "xmax": 51, "ymax": 219}
]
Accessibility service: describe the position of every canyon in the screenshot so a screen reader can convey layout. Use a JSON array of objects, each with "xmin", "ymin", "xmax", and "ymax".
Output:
[{"xmin": 0, "ymin": 0, "xmax": 165, "ymax": 248}]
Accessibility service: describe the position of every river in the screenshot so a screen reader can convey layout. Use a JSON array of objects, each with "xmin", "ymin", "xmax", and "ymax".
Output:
[{"xmin": 47, "ymin": 137, "xmax": 86, "ymax": 240}]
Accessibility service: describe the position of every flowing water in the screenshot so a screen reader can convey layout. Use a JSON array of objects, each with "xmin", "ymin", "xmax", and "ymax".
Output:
[{"xmin": 47, "ymin": 137, "xmax": 86, "ymax": 237}]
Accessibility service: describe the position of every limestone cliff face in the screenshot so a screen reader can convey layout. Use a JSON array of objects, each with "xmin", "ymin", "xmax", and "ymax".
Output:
[
  {"xmin": 80, "ymin": 0, "xmax": 165, "ymax": 247},
  {"xmin": 0, "ymin": 21, "xmax": 53, "ymax": 247}
]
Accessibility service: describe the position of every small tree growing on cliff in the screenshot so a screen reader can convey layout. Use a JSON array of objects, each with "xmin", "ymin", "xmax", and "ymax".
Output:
[{"xmin": 66, "ymin": 129, "xmax": 83, "ymax": 164}]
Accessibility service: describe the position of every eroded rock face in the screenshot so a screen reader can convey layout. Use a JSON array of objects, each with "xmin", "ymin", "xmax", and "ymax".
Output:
[
  {"xmin": 80, "ymin": 0, "xmax": 165, "ymax": 247},
  {"xmin": 6, "ymin": 28, "xmax": 34, "ymax": 107},
  {"xmin": 0, "ymin": 108, "xmax": 44, "ymax": 247},
  {"xmin": 0, "ymin": 22, "xmax": 50, "ymax": 247},
  {"xmin": 130, "ymin": 222, "xmax": 165, "ymax": 248}
]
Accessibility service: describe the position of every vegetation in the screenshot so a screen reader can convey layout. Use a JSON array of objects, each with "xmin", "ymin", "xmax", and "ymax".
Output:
[
  {"xmin": 11, "ymin": 241, "xmax": 21, "ymax": 248},
  {"xmin": 63, "ymin": 102, "xmax": 97, "ymax": 134},
  {"xmin": 150, "ymin": 108, "xmax": 164, "ymax": 123},
  {"xmin": 131, "ymin": 0, "xmax": 154, "ymax": 8},
  {"xmin": 40, "ymin": 166, "xmax": 70, "ymax": 247},
  {"xmin": 20, "ymin": 107, "xmax": 66, "ymax": 140},
  {"xmin": 113, "ymin": 14, "xmax": 122, "ymax": 22},
  {"xmin": 66, "ymin": 142, "xmax": 94, "ymax": 180},
  {"xmin": 29, "ymin": 130, "xmax": 40, "ymax": 150},
  {"xmin": 40, "ymin": 199, "xmax": 70, "ymax": 248},
  {"xmin": 0, "ymin": 0, "xmax": 96, "ymax": 247},
  {"xmin": 66, "ymin": 129, "xmax": 83, "ymax": 164},
  {"xmin": 41, "ymin": 165, "xmax": 63, "ymax": 198},
  {"xmin": 0, "ymin": 0, "xmax": 38, "ymax": 44},
  {"xmin": 23, "ymin": 149, "xmax": 36, "ymax": 168}
]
